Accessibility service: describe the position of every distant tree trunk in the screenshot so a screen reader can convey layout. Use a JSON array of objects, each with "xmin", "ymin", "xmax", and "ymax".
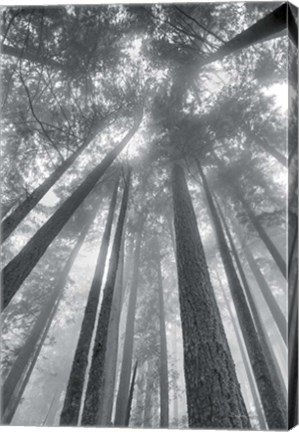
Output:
[
  {"xmin": 124, "ymin": 361, "xmax": 138, "ymax": 427},
  {"xmin": 238, "ymin": 228, "xmax": 287, "ymax": 343},
  {"xmin": 2, "ymin": 118, "xmax": 141, "ymax": 311},
  {"xmin": 198, "ymin": 162, "xmax": 286, "ymax": 429},
  {"xmin": 60, "ymin": 175, "xmax": 120, "ymax": 426},
  {"xmin": 143, "ymin": 361, "xmax": 153, "ymax": 428},
  {"xmin": 254, "ymin": 136, "xmax": 287, "ymax": 167},
  {"xmin": 132, "ymin": 366, "xmax": 146, "ymax": 427},
  {"xmin": 1, "ymin": 114, "xmax": 114, "ymax": 242},
  {"xmin": 216, "ymin": 273, "xmax": 266, "ymax": 430},
  {"xmin": 171, "ymin": 326, "xmax": 179, "ymax": 427},
  {"xmin": 215, "ymin": 199, "xmax": 287, "ymax": 402},
  {"xmin": 81, "ymin": 170, "xmax": 131, "ymax": 425},
  {"xmin": 114, "ymin": 214, "xmax": 145, "ymax": 426},
  {"xmin": 234, "ymin": 186, "xmax": 287, "ymax": 279},
  {"xmin": 171, "ymin": 162, "xmax": 249, "ymax": 428},
  {"xmin": 154, "ymin": 235, "xmax": 169, "ymax": 428},
  {"xmin": 2, "ymin": 205, "xmax": 97, "ymax": 424},
  {"xmin": 98, "ymin": 229, "xmax": 126, "ymax": 425},
  {"xmin": 1, "ymin": 43, "xmax": 66, "ymax": 70}
]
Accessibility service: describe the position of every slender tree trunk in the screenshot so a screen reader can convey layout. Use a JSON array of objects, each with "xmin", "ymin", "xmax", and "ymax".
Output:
[
  {"xmin": 2, "ymin": 118, "xmax": 141, "ymax": 311},
  {"xmin": 171, "ymin": 162, "xmax": 249, "ymax": 428},
  {"xmin": 132, "ymin": 365, "xmax": 146, "ymax": 427},
  {"xmin": 81, "ymin": 170, "xmax": 131, "ymax": 425},
  {"xmin": 114, "ymin": 214, "xmax": 145, "ymax": 426},
  {"xmin": 1, "ymin": 43, "xmax": 65, "ymax": 70},
  {"xmin": 215, "ymin": 199, "xmax": 287, "ymax": 402},
  {"xmin": 239, "ymin": 229, "xmax": 286, "ymax": 342},
  {"xmin": 216, "ymin": 273, "xmax": 267, "ymax": 430},
  {"xmin": 124, "ymin": 361, "xmax": 138, "ymax": 427},
  {"xmin": 2, "ymin": 205, "xmax": 97, "ymax": 424},
  {"xmin": 60, "ymin": 175, "xmax": 120, "ymax": 425},
  {"xmin": 98, "ymin": 228, "xmax": 126, "ymax": 425},
  {"xmin": 255, "ymin": 136, "xmax": 287, "ymax": 167},
  {"xmin": 154, "ymin": 235, "xmax": 169, "ymax": 428},
  {"xmin": 143, "ymin": 361, "xmax": 153, "ymax": 428},
  {"xmin": 198, "ymin": 163, "xmax": 286, "ymax": 429},
  {"xmin": 171, "ymin": 326, "xmax": 179, "ymax": 428},
  {"xmin": 234, "ymin": 186, "xmax": 287, "ymax": 279},
  {"xmin": 1, "ymin": 112, "xmax": 116, "ymax": 242}
]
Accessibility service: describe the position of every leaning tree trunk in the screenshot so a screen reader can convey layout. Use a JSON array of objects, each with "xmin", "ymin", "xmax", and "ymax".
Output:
[
  {"xmin": 60, "ymin": 175, "xmax": 120, "ymax": 426},
  {"xmin": 198, "ymin": 163, "xmax": 286, "ymax": 429},
  {"xmin": 237, "ymin": 226, "xmax": 287, "ymax": 343},
  {"xmin": 171, "ymin": 162, "xmax": 249, "ymax": 429},
  {"xmin": 124, "ymin": 361, "xmax": 138, "ymax": 427},
  {"xmin": 234, "ymin": 185, "xmax": 287, "ymax": 279},
  {"xmin": 2, "ymin": 205, "xmax": 98, "ymax": 425},
  {"xmin": 176, "ymin": 4, "xmax": 294, "ymax": 100},
  {"xmin": 154, "ymin": 235, "xmax": 169, "ymax": 428},
  {"xmin": 215, "ymin": 198, "xmax": 287, "ymax": 402},
  {"xmin": 216, "ymin": 272, "xmax": 267, "ymax": 430},
  {"xmin": 98, "ymin": 228, "xmax": 126, "ymax": 425},
  {"xmin": 1, "ymin": 112, "xmax": 116, "ymax": 242},
  {"xmin": 2, "ymin": 117, "xmax": 141, "ymax": 311},
  {"xmin": 114, "ymin": 214, "xmax": 145, "ymax": 426},
  {"xmin": 81, "ymin": 170, "xmax": 131, "ymax": 426}
]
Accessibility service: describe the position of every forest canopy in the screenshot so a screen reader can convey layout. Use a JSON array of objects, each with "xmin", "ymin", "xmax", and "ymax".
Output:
[{"xmin": 0, "ymin": 2, "xmax": 298, "ymax": 429}]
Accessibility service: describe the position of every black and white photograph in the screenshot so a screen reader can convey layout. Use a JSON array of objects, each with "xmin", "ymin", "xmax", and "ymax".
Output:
[{"xmin": 0, "ymin": 2, "xmax": 298, "ymax": 429}]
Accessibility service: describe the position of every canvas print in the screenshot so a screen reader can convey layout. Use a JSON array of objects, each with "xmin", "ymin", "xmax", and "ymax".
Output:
[{"xmin": 0, "ymin": 2, "xmax": 298, "ymax": 429}]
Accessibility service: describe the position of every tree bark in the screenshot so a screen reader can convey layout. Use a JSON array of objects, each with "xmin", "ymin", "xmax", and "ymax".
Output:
[
  {"xmin": 198, "ymin": 162, "xmax": 286, "ymax": 429},
  {"xmin": 60, "ymin": 175, "xmax": 120, "ymax": 425},
  {"xmin": 154, "ymin": 235, "xmax": 169, "ymax": 428},
  {"xmin": 81, "ymin": 170, "xmax": 131, "ymax": 425},
  {"xmin": 2, "ymin": 117, "xmax": 141, "ymax": 311},
  {"xmin": 215, "ymin": 198, "xmax": 287, "ymax": 403},
  {"xmin": 216, "ymin": 272, "xmax": 267, "ymax": 430},
  {"xmin": 1, "ymin": 211, "xmax": 95, "ymax": 424},
  {"xmin": 114, "ymin": 214, "xmax": 145, "ymax": 426},
  {"xmin": 1, "ymin": 112, "xmax": 116, "ymax": 242},
  {"xmin": 98, "ymin": 226, "xmax": 126, "ymax": 425},
  {"xmin": 171, "ymin": 162, "xmax": 249, "ymax": 428},
  {"xmin": 143, "ymin": 361, "xmax": 153, "ymax": 428},
  {"xmin": 124, "ymin": 360, "xmax": 138, "ymax": 427}
]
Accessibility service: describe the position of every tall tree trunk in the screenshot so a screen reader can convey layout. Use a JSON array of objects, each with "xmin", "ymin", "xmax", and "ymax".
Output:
[
  {"xmin": 81, "ymin": 170, "xmax": 131, "ymax": 425},
  {"xmin": 124, "ymin": 361, "xmax": 138, "ymax": 427},
  {"xmin": 238, "ymin": 228, "xmax": 287, "ymax": 343},
  {"xmin": 171, "ymin": 162, "xmax": 249, "ymax": 429},
  {"xmin": 60, "ymin": 175, "xmax": 120, "ymax": 425},
  {"xmin": 198, "ymin": 163, "xmax": 286, "ymax": 429},
  {"xmin": 98, "ymin": 228, "xmax": 126, "ymax": 425},
  {"xmin": 1, "ymin": 209, "xmax": 96, "ymax": 424},
  {"xmin": 143, "ymin": 361, "xmax": 153, "ymax": 428},
  {"xmin": 215, "ymin": 198, "xmax": 287, "ymax": 402},
  {"xmin": 132, "ymin": 365, "xmax": 146, "ymax": 427},
  {"xmin": 234, "ymin": 186, "xmax": 287, "ymax": 279},
  {"xmin": 114, "ymin": 214, "xmax": 145, "ymax": 426},
  {"xmin": 171, "ymin": 326, "xmax": 179, "ymax": 427},
  {"xmin": 216, "ymin": 272, "xmax": 267, "ymax": 429},
  {"xmin": 154, "ymin": 235, "xmax": 169, "ymax": 428},
  {"xmin": 1, "ymin": 112, "xmax": 116, "ymax": 242},
  {"xmin": 2, "ymin": 117, "xmax": 141, "ymax": 311},
  {"xmin": 176, "ymin": 4, "xmax": 292, "ymax": 98}
]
